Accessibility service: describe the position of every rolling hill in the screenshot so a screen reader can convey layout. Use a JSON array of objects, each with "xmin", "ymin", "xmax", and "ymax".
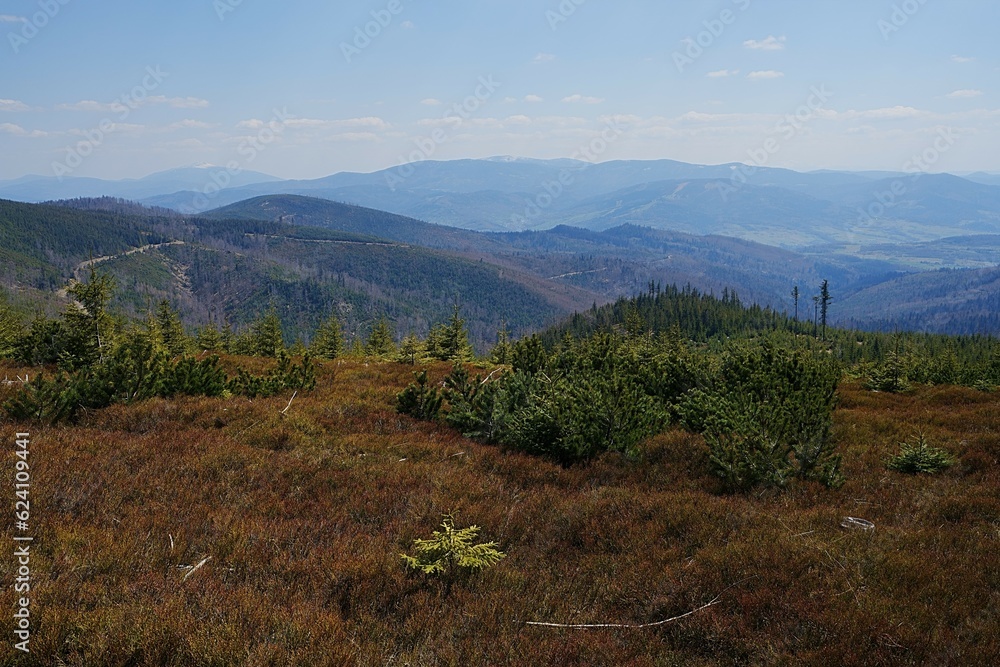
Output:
[{"xmin": 0, "ymin": 198, "xmax": 599, "ymax": 349}]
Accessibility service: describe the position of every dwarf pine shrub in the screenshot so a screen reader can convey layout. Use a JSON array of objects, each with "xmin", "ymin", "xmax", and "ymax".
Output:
[{"xmin": 396, "ymin": 370, "xmax": 443, "ymax": 421}]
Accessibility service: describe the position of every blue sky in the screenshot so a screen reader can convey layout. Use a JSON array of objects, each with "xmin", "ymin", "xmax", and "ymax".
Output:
[{"xmin": 1, "ymin": 0, "xmax": 997, "ymax": 180}]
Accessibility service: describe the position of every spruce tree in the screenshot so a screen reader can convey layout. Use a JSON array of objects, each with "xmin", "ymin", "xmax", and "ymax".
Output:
[
  {"xmin": 365, "ymin": 317, "xmax": 397, "ymax": 358},
  {"xmin": 155, "ymin": 300, "xmax": 188, "ymax": 356},
  {"xmin": 397, "ymin": 333, "xmax": 423, "ymax": 365},
  {"xmin": 0, "ymin": 301, "xmax": 23, "ymax": 359},
  {"xmin": 819, "ymin": 280, "xmax": 831, "ymax": 340},
  {"xmin": 196, "ymin": 321, "xmax": 225, "ymax": 352},
  {"xmin": 251, "ymin": 309, "xmax": 285, "ymax": 357},
  {"xmin": 311, "ymin": 314, "xmax": 344, "ymax": 359},
  {"xmin": 436, "ymin": 305, "xmax": 473, "ymax": 362},
  {"xmin": 64, "ymin": 266, "xmax": 116, "ymax": 367},
  {"xmin": 489, "ymin": 321, "xmax": 513, "ymax": 365}
]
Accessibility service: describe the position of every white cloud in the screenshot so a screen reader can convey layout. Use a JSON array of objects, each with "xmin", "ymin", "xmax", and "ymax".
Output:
[
  {"xmin": 0, "ymin": 15, "xmax": 26, "ymax": 22},
  {"xmin": 524, "ymin": 95, "xmax": 544, "ymax": 103},
  {"xmin": 56, "ymin": 100, "xmax": 116, "ymax": 112},
  {"xmin": 67, "ymin": 123, "xmax": 143, "ymax": 135},
  {"xmin": 744, "ymin": 35, "xmax": 786, "ymax": 51},
  {"xmin": 0, "ymin": 123, "xmax": 46, "ymax": 138},
  {"xmin": 947, "ymin": 89, "xmax": 983, "ymax": 99},
  {"xmin": 951, "ymin": 55, "xmax": 975, "ymax": 63},
  {"xmin": 56, "ymin": 96, "xmax": 210, "ymax": 112},
  {"xmin": 0, "ymin": 99, "xmax": 30, "ymax": 112},
  {"xmin": 150, "ymin": 96, "xmax": 210, "ymax": 109},
  {"xmin": 238, "ymin": 116, "xmax": 390, "ymax": 133},
  {"xmin": 502, "ymin": 97, "xmax": 517, "ymax": 104},
  {"xmin": 562, "ymin": 94, "xmax": 604, "ymax": 104},
  {"xmin": 420, "ymin": 98, "xmax": 442, "ymax": 106},
  {"xmin": 400, "ymin": 20, "xmax": 414, "ymax": 29},
  {"xmin": 816, "ymin": 106, "xmax": 927, "ymax": 121},
  {"xmin": 168, "ymin": 119, "xmax": 216, "ymax": 130},
  {"xmin": 707, "ymin": 69, "xmax": 739, "ymax": 78},
  {"xmin": 746, "ymin": 70, "xmax": 784, "ymax": 80},
  {"xmin": 417, "ymin": 114, "xmax": 586, "ymax": 131},
  {"xmin": 533, "ymin": 52, "xmax": 556, "ymax": 64},
  {"xmin": 326, "ymin": 132, "xmax": 381, "ymax": 142}
]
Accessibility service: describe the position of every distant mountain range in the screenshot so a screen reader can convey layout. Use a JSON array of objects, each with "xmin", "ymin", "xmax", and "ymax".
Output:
[
  {"xmin": 1, "ymin": 191, "xmax": 998, "ymax": 338},
  {"xmin": 0, "ymin": 165, "xmax": 281, "ymax": 203},
  {"xmin": 2, "ymin": 155, "xmax": 998, "ymax": 337},
  {"xmin": 4, "ymin": 159, "xmax": 1000, "ymax": 254}
]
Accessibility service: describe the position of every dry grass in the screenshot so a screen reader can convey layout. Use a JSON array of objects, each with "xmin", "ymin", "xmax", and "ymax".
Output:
[{"xmin": 0, "ymin": 363, "xmax": 997, "ymax": 665}]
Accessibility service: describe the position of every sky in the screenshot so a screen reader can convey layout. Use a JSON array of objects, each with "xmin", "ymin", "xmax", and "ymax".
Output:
[{"xmin": 0, "ymin": 0, "xmax": 997, "ymax": 181}]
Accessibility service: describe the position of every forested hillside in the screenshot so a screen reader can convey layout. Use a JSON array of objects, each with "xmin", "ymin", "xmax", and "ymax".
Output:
[
  {"xmin": 1, "ymin": 195, "xmax": 996, "ymax": 348},
  {"xmin": 0, "ymin": 198, "xmax": 597, "ymax": 349}
]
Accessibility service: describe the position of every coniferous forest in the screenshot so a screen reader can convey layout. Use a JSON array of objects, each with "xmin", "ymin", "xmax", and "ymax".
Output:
[{"xmin": 1, "ymin": 243, "xmax": 998, "ymax": 663}]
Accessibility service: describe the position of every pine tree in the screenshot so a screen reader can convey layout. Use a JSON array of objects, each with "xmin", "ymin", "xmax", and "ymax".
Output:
[
  {"xmin": 791, "ymin": 285, "xmax": 800, "ymax": 323},
  {"xmin": 0, "ymin": 304, "xmax": 22, "ymax": 359},
  {"xmin": 624, "ymin": 307, "xmax": 648, "ymax": 339},
  {"xmin": 396, "ymin": 370, "xmax": 443, "ymax": 420},
  {"xmin": 349, "ymin": 337, "xmax": 365, "ymax": 358}
]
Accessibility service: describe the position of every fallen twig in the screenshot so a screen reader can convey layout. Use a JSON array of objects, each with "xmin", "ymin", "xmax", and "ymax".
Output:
[
  {"xmin": 525, "ymin": 575, "xmax": 758, "ymax": 630},
  {"xmin": 181, "ymin": 556, "xmax": 212, "ymax": 582},
  {"xmin": 280, "ymin": 391, "xmax": 298, "ymax": 417},
  {"xmin": 526, "ymin": 598, "xmax": 720, "ymax": 630}
]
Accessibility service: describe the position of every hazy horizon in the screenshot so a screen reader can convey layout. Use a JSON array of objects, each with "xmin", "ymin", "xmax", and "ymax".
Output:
[{"xmin": 2, "ymin": 1, "xmax": 997, "ymax": 181}]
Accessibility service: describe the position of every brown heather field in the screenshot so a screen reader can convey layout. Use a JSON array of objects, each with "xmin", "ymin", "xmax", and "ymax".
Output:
[{"xmin": 0, "ymin": 358, "xmax": 998, "ymax": 666}]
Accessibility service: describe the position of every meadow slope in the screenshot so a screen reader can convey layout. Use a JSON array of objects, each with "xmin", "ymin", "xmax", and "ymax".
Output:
[{"xmin": 0, "ymin": 358, "xmax": 997, "ymax": 666}]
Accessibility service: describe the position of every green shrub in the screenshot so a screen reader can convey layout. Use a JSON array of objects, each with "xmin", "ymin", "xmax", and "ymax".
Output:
[
  {"xmin": 227, "ymin": 351, "xmax": 316, "ymax": 398},
  {"xmin": 683, "ymin": 344, "xmax": 843, "ymax": 491},
  {"xmin": 501, "ymin": 371, "xmax": 662, "ymax": 464},
  {"xmin": 861, "ymin": 352, "xmax": 912, "ymax": 393},
  {"xmin": 396, "ymin": 370, "xmax": 443, "ymax": 421},
  {"xmin": 2, "ymin": 373, "xmax": 83, "ymax": 424},
  {"xmin": 401, "ymin": 515, "xmax": 505, "ymax": 575},
  {"xmin": 401, "ymin": 515, "xmax": 505, "ymax": 596},
  {"xmin": 888, "ymin": 434, "xmax": 955, "ymax": 474}
]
